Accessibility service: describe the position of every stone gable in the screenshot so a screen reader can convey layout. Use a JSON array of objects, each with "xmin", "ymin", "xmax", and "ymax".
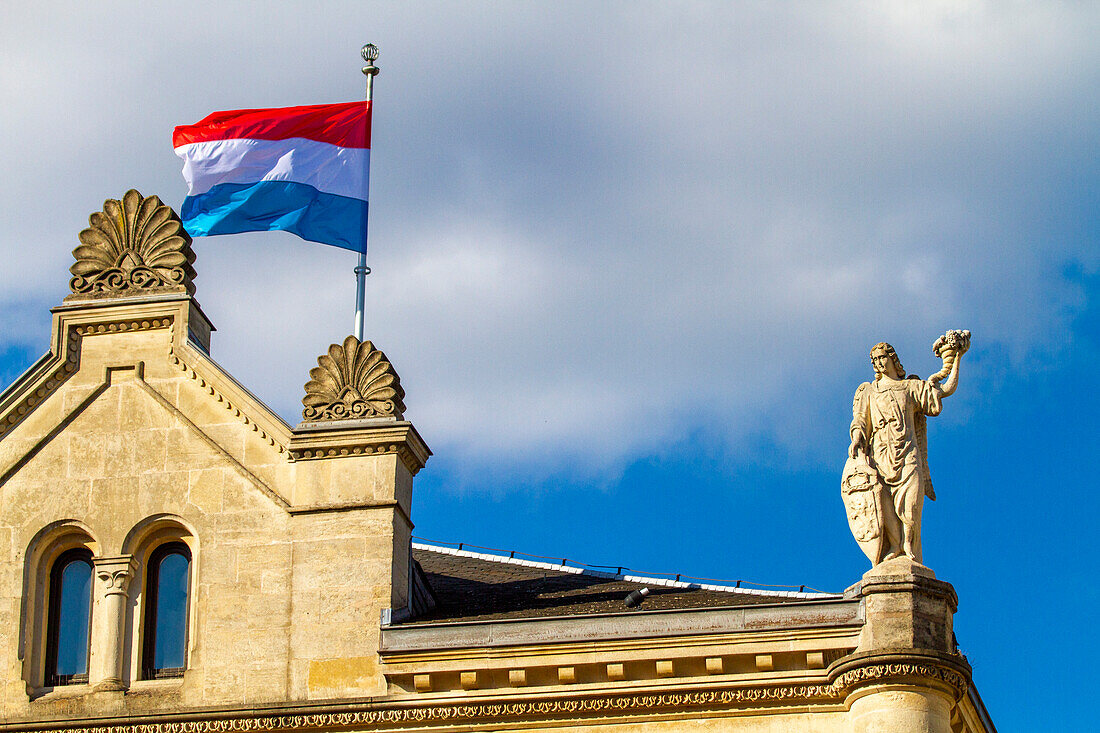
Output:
[{"xmin": 0, "ymin": 293, "xmax": 426, "ymax": 716}]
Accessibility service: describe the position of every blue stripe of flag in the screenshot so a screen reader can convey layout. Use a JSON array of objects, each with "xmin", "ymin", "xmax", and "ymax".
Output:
[{"xmin": 181, "ymin": 180, "xmax": 368, "ymax": 253}]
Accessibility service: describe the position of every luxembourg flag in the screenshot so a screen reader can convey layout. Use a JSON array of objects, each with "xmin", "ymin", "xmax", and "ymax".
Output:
[{"xmin": 172, "ymin": 101, "xmax": 370, "ymax": 252}]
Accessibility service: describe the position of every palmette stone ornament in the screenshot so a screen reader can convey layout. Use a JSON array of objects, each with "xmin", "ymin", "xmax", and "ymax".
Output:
[
  {"xmin": 302, "ymin": 335, "xmax": 406, "ymax": 421},
  {"xmin": 843, "ymin": 330, "xmax": 970, "ymax": 567},
  {"xmin": 68, "ymin": 189, "xmax": 196, "ymax": 298}
]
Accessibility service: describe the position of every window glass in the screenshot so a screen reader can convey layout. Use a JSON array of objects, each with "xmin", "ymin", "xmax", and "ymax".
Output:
[
  {"xmin": 143, "ymin": 544, "xmax": 190, "ymax": 677},
  {"xmin": 46, "ymin": 550, "xmax": 93, "ymax": 685}
]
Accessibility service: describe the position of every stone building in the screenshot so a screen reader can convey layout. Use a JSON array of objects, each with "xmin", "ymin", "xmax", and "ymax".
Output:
[{"xmin": 0, "ymin": 191, "xmax": 995, "ymax": 732}]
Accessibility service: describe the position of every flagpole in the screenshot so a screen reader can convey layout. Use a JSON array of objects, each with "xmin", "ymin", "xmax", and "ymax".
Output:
[{"xmin": 354, "ymin": 43, "xmax": 379, "ymax": 341}]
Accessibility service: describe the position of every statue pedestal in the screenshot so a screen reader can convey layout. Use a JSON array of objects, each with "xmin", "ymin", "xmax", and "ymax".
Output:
[
  {"xmin": 831, "ymin": 559, "xmax": 971, "ymax": 733},
  {"xmin": 856, "ymin": 557, "xmax": 955, "ymax": 652}
]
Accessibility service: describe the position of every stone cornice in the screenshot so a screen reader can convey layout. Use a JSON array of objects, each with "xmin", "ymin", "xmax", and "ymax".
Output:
[
  {"xmin": 288, "ymin": 422, "xmax": 431, "ymax": 475},
  {"xmin": 51, "ymin": 294, "xmax": 214, "ymax": 352},
  {"xmin": 72, "ymin": 317, "xmax": 175, "ymax": 338},
  {"xmin": 52, "ymin": 292, "xmax": 197, "ymax": 313}
]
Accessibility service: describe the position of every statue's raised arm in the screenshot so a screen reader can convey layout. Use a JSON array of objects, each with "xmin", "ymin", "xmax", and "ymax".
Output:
[{"xmin": 841, "ymin": 330, "xmax": 972, "ymax": 569}]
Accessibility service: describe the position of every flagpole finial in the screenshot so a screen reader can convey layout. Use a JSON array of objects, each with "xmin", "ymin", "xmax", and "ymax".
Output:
[
  {"xmin": 361, "ymin": 44, "xmax": 379, "ymax": 104},
  {"xmin": 361, "ymin": 44, "xmax": 380, "ymax": 77}
]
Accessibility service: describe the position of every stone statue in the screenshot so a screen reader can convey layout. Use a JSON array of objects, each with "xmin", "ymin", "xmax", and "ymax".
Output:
[{"xmin": 842, "ymin": 330, "xmax": 970, "ymax": 567}]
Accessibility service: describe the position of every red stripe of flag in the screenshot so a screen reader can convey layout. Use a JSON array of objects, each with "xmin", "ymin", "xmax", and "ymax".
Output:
[{"xmin": 173, "ymin": 101, "xmax": 371, "ymax": 149}]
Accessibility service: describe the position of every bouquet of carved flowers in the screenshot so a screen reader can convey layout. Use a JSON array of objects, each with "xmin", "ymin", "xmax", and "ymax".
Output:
[{"xmin": 930, "ymin": 329, "xmax": 970, "ymax": 386}]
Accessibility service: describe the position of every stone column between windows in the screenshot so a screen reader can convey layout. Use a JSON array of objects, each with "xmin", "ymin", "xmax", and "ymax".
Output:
[{"xmin": 91, "ymin": 555, "xmax": 137, "ymax": 691}]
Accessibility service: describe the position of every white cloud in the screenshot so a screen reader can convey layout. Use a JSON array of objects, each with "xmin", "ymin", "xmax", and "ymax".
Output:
[{"xmin": 1, "ymin": 2, "xmax": 1097, "ymax": 483}]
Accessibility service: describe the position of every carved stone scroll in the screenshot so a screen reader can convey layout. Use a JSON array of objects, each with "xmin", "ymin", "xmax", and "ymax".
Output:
[
  {"xmin": 67, "ymin": 189, "xmax": 196, "ymax": 299},
  {"xmin": 302, "ymin": 336, "xmax": 406, "ymax": 421}
]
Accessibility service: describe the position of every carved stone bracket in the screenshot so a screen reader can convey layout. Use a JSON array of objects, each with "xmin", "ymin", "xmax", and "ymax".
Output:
[
  {"xmin": 302, "ymin": 336, "xmax": 406, "ymax": 422},
  {"xmin": 67, "ymin": 189, "xmax": 196, "ymax": 300}
]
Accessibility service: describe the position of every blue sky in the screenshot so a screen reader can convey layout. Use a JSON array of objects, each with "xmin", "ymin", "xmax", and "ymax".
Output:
[{"xmin": 2, "ymin": 3, "xmax": 1098, "ymax": 729}]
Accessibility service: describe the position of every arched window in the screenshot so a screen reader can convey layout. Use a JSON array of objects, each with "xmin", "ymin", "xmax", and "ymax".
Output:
[
  {"xmin": 44, "ymin": 549, "xmax": 93, "ymax": 686},
  {"xmin": 141, "ymin": 542, "xmax": 191, "ymax": 679}
]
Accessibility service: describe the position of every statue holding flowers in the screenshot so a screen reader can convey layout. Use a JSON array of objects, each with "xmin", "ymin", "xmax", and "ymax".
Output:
[{"xmin": 842, "ymin": 330, "xmax": 970, "ymax": 567}]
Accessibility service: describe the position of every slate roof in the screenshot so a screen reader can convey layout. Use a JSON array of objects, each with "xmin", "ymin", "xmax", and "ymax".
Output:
[{"xmin": 407, "ymin": 543, "xmax": 838, "ymax": 624}]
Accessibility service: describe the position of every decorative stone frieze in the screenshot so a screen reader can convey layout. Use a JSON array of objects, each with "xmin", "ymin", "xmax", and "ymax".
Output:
[
  {"xmin": 831, "ymin": 651, "xmax": 972, "ymax": 733},
  {"xmin": 0, "ymin": 682, "xmax": 848, "ymax": 733},
  {"xmin": 290, "ymin": 441, "xmax": 406, "ymax": 462},
  {"xmin": 829, "ymin": 650, "xmax": 971, "ymax": 701},
  {"xmin": 73, "ymin": 317, "xmax": 173, "ymax": 337},
  {"xmin": 302, "ymin": 336, "xmax": 405, "ymax": 422},
  {"xmin": 67, "ymin": 190, "xmax": 196, "ymax": 300}
]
